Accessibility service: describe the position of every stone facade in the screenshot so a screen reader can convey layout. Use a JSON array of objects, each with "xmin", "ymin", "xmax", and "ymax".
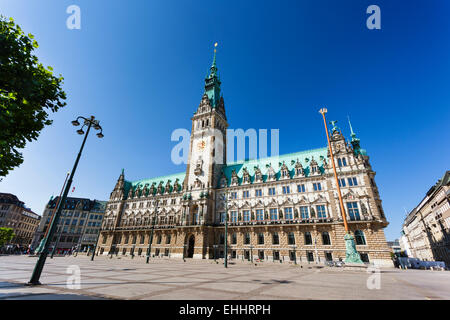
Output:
[
  {"xmin": 97, "ymin": 50, "xmax": 393, "ymax": 267},
  {"xmin": 0, "ymin": 193, "xmax": 40, "ymax": 246},
  {"xmin": 401, "ymin": 171, "xmax": 450, "ymax": 265}
]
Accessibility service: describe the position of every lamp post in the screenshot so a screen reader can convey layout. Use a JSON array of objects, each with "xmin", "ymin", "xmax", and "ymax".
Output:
[
  {"xmin": 146, "ymin": 201, "xmax": 158, "ymax": 264},
  {"xmin": 223, "ymin": 193, "xmax": 228, "ymax": 268},
  {"xmin": 91, "ymin": 224, "xmax": 102, "ymax": 261},
  {"xmin": 28, "ymin": 116, "xmax": 104, "ymax": 285},
  {"xmin": 249, "ymin": 244, "xmax": 253, "ymax": 262},
  {"xmin": 35, "ymin": 172, "xmax": 70, "ymax": 255},
  {"xmin": 318, "ymin": 108, "xmax": 362, "ymax": 264}
]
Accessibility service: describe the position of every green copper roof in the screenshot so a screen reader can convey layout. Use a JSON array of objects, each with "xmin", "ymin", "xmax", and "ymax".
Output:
[
  {"xmin": 219, "ymin": 147, "xmax": 329, "ymax": 187},
  {"xmin": 124, "ymin": 172, "xmax": 185, "ymax": 197}
]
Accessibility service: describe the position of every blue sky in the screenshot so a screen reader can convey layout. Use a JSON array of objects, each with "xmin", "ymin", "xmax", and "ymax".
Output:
[{"xmin": 1, "ymin": 0, "xmax": 449, "ymax": 241}]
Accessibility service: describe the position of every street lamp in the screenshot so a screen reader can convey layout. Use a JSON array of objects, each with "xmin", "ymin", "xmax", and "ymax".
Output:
[
  {"xmin": 146, "ymin": 201, "xmax": 158, "ymax": 264},
  {"xmin": 318, "ymin": 108, "xmax": 363, "ymax": 264},
  {"xmin": 28, "ymin": 116, "xmax": 104, "ymax": 285},
  {"xmin": 223, "ymin": 193, "xmax": 229, "ymax": 268}
]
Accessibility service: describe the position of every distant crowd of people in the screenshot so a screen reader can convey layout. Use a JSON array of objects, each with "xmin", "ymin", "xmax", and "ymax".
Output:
[{"xmin": 0, "ymin": 244, "xmax": 32, "ymax": 255}]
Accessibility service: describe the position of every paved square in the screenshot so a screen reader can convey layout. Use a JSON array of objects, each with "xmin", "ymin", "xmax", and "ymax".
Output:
[{"xmin": 0, "ymin": 255, "xmax": 449, "ymax": 300}]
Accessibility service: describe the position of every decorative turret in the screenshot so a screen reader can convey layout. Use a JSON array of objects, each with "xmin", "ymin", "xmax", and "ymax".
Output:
[{"xmin": 348, "ymin": 116, "xmax": 366, "ymax": 156}]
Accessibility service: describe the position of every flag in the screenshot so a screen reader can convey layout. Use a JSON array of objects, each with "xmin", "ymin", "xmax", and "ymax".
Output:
[{"xmin": 72, "ymin": 186, "xmax": 75, "ymax": 193}]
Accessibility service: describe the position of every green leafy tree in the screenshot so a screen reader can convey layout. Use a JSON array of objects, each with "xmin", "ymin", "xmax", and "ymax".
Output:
[
  {"xmin": 0, "ymin": 16, "xmax": 67, "ymax": 178},
  {"xmin": 0, "ymin": 227, "xmax": 15, "ymax": 247}
]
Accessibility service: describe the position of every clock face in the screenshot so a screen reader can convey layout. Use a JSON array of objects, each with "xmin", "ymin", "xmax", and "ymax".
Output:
[{"xmin": 197, "ymin": 140, "xmax": 206, "ymax": 151}]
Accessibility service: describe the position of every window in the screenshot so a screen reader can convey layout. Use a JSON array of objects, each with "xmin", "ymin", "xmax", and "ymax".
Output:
[
  {"xmin": 270, "ymin": 208, "xmax": 278, "ymax": 220},
  {"xmin": 300, "ymin": 206, "xmax": 309, "ymax": 219},
  {"xmin": 243, "ymin": 210, "xmax": 250, "ymax": 222},
  {"xmin": 157, "ymin": 235, "xmax": 162, "ymax": 244},
  {"xmin": 132, "ymin": 235, "xmax": 137, "ymax": 244},
  {"xmin": 220, "ymin": 212, "xmax": 226, "ymax": 223},
  {"xmin": 338, "ymin": 158, "xmax": 347, "ymax": 167},
  {"xmin": 360, "ymin": 253, "xmax": 369, "ymax": 263},
  {"xmin": 348, "ymin": 177, "xmax": 358, "ymax": 186},
  {"xmin": 304, "ymin": 232, "xmax": 312, "ymax": 245},
  {"xmin": 243, "ymin": 190, "xmax": 249, "ymax": 198},
  {"xmin": 255, "ymin": 189, "xmax": 262, "ymax": 197},
  {"xmin": 355, "ymin": 230, "xmax": 366, "ymax": 245},
  {"xmin": 268, "ymin": 187, "xmax": 276, "ymax": 195},
  {"xmin": 166, "ymin": 235, "xmax": 171, "ymax": 244},
  {"xmin": 219, "ymin": 233, "xmax": 225, "ymax": 244},
  {"xmin": 140, "ymin": 235, "xmax": 145, "ymax": 244},
  {"xmin": 273, "ymin": 251, "xmax": 280, "ymax": 260},
  {"xmin": 289, "ymin": 250, "xmax": 296, "ymax": 261},
  {"xmin": 232, "ymin": 233, "xmax": 237, "ymax": 244},
  {"xmin": 325, "ymin": 252, "xmax": 333, "ymax": 262},
  {"xmin": 316, "ymin": 205, "xmax": 327, "ymax": 218},
  {"xmin": 231, "ymin": 192, "xmax": 237, "ymax": 199},
  {"xmin": 282, "ymin": 186, "xmax": 290, "ymax": 194},
  {"xmin": 322, "ymin": 232, "xmax": 331, "ymax": 245},
  {"xmin": 244, "ymin": 233, "xmax": 251, "ymax": 244},
  {"xmin": 285, "ymin": 207, "xmax": 293, "ymax": 220},
  {"xmin": 258, "ymin": 250, "xmax": 264, "ymax": 260},
  {"xmin": 347, "ymin": 202, "xmax": 360, "ymax": 221},
  {"xmin": 339, "ymin": 178, "xmax": 346, "ymax": 187},
  {"xmin": 313, "ymin": 183, "xmax": 322, "ymax": 191},
  {"xmin": 288, "ymin": 232, "xmax": 295, "ymax": 245},
  {"xmin": 231, "ymin": 211, "xmax": 238, "ymax": 223},
  {"xmin": 307, "ymin": 252, "xmax": 314, "ymax": 262},
  {"xmin": 258, "ymin": 233, "xmax": 264, "ymax": 244},
  {"xmin": 256, "ymin": 209, "xmax": 264, "ymax": 221},
  {"xmin": 272, "ymin": 232, "xmax": 279, "ymax": 244},
  {"xmin": 297, "ymin": 184, "xmax": 306, "ymax": 193}
]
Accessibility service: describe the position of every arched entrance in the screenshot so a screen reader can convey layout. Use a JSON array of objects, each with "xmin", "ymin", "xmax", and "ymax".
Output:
[{"xmin": 187, "ymin": 235, "xmax": 195, "ymax": 258}]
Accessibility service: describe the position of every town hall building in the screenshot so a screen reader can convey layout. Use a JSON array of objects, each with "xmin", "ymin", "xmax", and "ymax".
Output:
[{"xmin": 97, "ymin": 48, "xmax": 393, "ymax": 267}]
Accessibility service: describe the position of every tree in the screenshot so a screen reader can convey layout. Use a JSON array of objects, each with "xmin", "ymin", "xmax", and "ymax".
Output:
[
  {"xmin": 0, "ymin": 227, "xmax": 15, "ymax": 247},
  {"xmin": 0, "ymin": 16, "xmax": 67, "ymax": 178}
]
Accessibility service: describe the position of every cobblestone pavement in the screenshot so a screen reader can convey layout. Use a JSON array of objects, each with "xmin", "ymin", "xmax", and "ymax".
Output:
[{"xmin": 0, "ymin": 255, "xmax": 449, "ymax": 300}]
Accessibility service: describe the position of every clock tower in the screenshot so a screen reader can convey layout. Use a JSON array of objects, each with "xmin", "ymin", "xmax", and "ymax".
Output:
[{"xmin": 183, "ymin": 44, "xmax": 228, "ymax": 224}]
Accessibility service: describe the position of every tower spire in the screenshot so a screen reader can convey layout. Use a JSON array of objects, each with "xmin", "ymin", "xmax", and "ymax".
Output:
[{"xmin": 204, "ymin": 42, "xmax": 221, "ymax": 107}]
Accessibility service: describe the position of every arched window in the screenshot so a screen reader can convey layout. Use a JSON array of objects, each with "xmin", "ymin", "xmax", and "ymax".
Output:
[
  {"xmin": 322, "ymin": 232, "xmax": 331, "ymax": 245},
  {"xmin": 258, "ymin": 233, "xmax": 264, "ymax": 244},
  {"xmin": 354, "ymin": 230, "xmax": 366, "ymax": 245},
  {"xmin": 304, "ymin": 232, "xmax": 312, "ymax": 245},
  {"xmin": 288, "ymin": 232, "xmax": 295, "ymax": 245},
  {"xmin": 272, "ymin": 232, "xmax": 279, "ymax": 245}
]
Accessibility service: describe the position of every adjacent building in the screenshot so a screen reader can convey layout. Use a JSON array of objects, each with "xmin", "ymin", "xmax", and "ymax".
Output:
[
  {"xmin": 401, "ymin": 171, "xmax": 450, "ymax": 265},
  {"xmin": 32, "ymin": 197, "xmax": 107, "ymax": 253},
  {"xmin": 97, "ymin": 49, "xmax": 393, "ymax": 267},
  {"xmin": 0, "ymin": 193, "xmax": 41, "ymax": 246}
]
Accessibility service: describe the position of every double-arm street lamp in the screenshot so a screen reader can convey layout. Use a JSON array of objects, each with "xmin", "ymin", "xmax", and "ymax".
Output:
[
  {"xmin": 28, "ymin": 116, "xmax": 104, "ymax": 285},
  {"xmin": 319, "ymin": 108, "xmax": 362, "ymax": 264}
]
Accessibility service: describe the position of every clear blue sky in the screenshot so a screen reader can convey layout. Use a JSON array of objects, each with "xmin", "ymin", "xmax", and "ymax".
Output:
[{"xmin": 1, "ymin": 0, "xmax": 449, "ymax": 241}]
